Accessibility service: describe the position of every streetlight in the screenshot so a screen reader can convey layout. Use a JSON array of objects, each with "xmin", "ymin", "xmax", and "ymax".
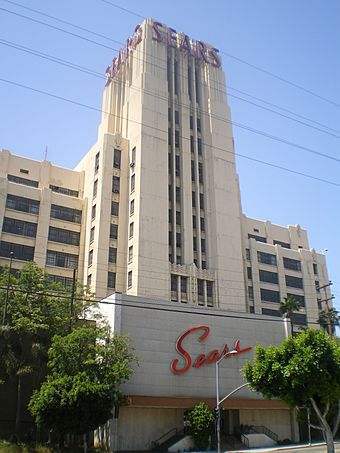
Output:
[{"xmin": 2, "ymin": 251, "xmax": 14, "ymax": 325}]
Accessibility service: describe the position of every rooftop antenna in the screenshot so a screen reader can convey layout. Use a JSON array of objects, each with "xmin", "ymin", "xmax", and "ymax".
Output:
[{"xmin": 44, "ymin": 146, "xmax": 48, "ymax": 161}]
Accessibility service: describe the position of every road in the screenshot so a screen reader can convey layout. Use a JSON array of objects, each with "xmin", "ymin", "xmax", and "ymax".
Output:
[{"xmin": 235, "ymin": 442, "xmax": 340, "ymax": 453}]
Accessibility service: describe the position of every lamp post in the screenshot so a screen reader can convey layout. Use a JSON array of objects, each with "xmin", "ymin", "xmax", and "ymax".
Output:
[{"xmin": 2, "ymin": 251, "xmax": 14, "ymax": 325}]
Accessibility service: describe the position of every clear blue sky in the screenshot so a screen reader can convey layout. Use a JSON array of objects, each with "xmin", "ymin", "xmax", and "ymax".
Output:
[{"xmin": 0, "ymin": 0, "xmax": 339, "ymax": 316}]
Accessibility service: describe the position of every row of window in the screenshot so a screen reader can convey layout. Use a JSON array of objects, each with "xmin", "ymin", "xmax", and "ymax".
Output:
[
  {"xmin": 248, "ymin": 249, "xmax": 318, "ymax": 274},
  {"xmin": 248, "ymin": 234, "xmax": 291, "ymax": 249}
]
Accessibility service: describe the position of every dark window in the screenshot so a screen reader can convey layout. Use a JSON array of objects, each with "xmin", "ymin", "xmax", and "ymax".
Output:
[
  {"xmin": 315, "ymin": 281, "xmax": 320, "ymax": 292},
  {"xmin": 113, "ymin": 149, "xmax": 121, "ymax": 169},
  {"xmin": 197, "ymin": 279, "xmax": 204, "ymax": 296},
  {"xmin": 93, "ymin": 179, "xmax": 98, "ymax": 198},
  {"xmin": 287, "ymin": 293, "xmax": 305, "ymax": 307},
  {"xmin": 131, "ymin": 174, "xmax": 135, "ymax": 192},
  {"xmin": 176, "ymin": 187, "xmax": 180, "ymax": 203},
  {"xmin": 176, "ymin": 211, "xmax": 181, "ymax": 225},
  {"xmin": 247, "ymin": 267, "xmax": 252, "ymax": 280},
  {"xmin": 127, "ymin": 270, "xmax": 133, "ymax": 289},
  {"xmin": 190, "ymin": 115, "xmax": 193, "ymax": 129},
  {"xmin": 197, "ymin": 138, "xmax": 202, "ymax": 155},
  {"xmin": 175, "ymin": 130, "xmax": 180, "ymax": 148},
  {"xmin": 8, "ymin": 174, "xmax": 38, "ymax": 187},
  {"xmin": 190, "ymin": 136, "xmax": 194, "ymax": 153},
  {"xmin": 2, "ymin": 217, "xmax": 37, "ymax": 238},
  {"xmin": 46, "ymin": 250, "xmax": 78, "ymax": 269},
  {"xmin": 201, "ymin": 239, "xmax": 206, "ymax": 253},
  {"xmin": 253, "ymin": 228, "xmax": 259, "ymax": 233},
  {"xmin": 258, "ymin": 251, "xmax": 277, "ymax": 266},
  {"xmin": 88, "ymin": 250, "xmax": 93, "ymax": 266},
  {"xmin": 245, "ymin": 248, "xmax": 251, "ymax": 261},
  {"xmin": 181, "ymin": 276, "xmax": 187, "ymax": 293},
  {"xmin": 50, "ymin": 205, "xmax": 82, "ymax": 223},
  {"xmin": 313, "ymin": 263, "xmax": 318, "ymax": 275},
  {"xmin": 285, "ymin": 275, "xmax": 303, "ymax": 289},
  {"xmin": 292, "ymin": 313, "xmax": 307, "ymax": 326},
  {"xmin": 178, "ymin": 254, "xmax": 182, "ymax": 264},
  {"xmin": 131, "ymin": 147, "xmax": 136, "ymax": 165},
  {"xmin": 130, "ymin": 200, "xmax": 135, "ymax": 216},
  {"xmin": 110, "ymin": 224, "xmax": 118, "ymax": 239},
  {"xmin": 128, "ymin": 245, "xmax": 133, "ymax": 263},
  {"xmin": 87, "ymin": 274, "xmax": 92, "ymax": 287},
  {"xmin": 169, "ymin": 231, "xmax": 172, "ymax": 246},
  {"xmin": 283, "ymin": 257, "xmax": 301, "ymax": 271},
  {"xmin": 198, "ymin": 162, "xmax": 203, "ymax": 183},
  {"xmin": 260, "ymin": 288, "xmax": 280, "ymax": 303},
  {"xmin": 262, "ymin": 308, "xmax": 281, "ymax": 318},
  {"xmin": 111, "ymin": 201, "xmax": 119, "ymax": 216},
  {"xmin": 112, "ymin": 176, "xmax": 120, "ymax": 193},
  {"xmin": 193, "ymin": 237, "xmax": 197, "ymax": 252},
  {"xmin": 197, "ymin": 118, "xmax": 201, "ymax": 132},
  {"xmin": 188, "ymin": 65, "xmax": 192, "ymax": 100},
  {"xmin": 0, "ymin": 241, "xmax": 34, "ymax": 261},
  {"xmin": 248, "ymin": 233, "xmax": 267, "ymax": 243},
  {"xmin": 274, "ymin": 240, "xmax": 291, "ymax": 249},
  {"xmin": 259, "ymin": 269, "xmax": 279, "ymax": 284},
  {"xmin": 175, "ymin": 110, "xmax": 179, "ymax": 124},
  {"xmin": 175, "ymin": 155, "xmax": 180, "ymax": 177},
  {"xmin": 200, "ymin": 217, "xmax": 205, "ymax": 231},
  {"xmin": 174, "ymin": 60, "xmax": 179, "ymax": 94},
  {"xmin": 191, "ymin": 160, "xmax": 195, "ymax": 181},
  {"xmin": 249, "ymin": 306, "xmax": 255, "ymax": 313},
  {"xmin": 91, "ymin": 205, "xmax": 96, "ymax": 220},
  {"xmin": 199, "ymin": 193, "xmax": 204, "ymax": 209},
  {"xmin": 49, "ymin": 185, "xmax": 79, "ymax": 198},
  {"xmin": 171, "ymin": 274, "xmax": 177, "ymax": 292},
  {"xmin": 20, "ymin": 169, "xmax": 29, "ymax": 174},
  {"xmin": 202, "ymin": 261, "xmax": 207, "ymax": 269},
  {"xmin": 90, "ymin": 226, "xmax": 95, "ymax": 243},
  {"xmin": 168, "ymin": 209, "xmax": 172, "ymax": 223},
  {"xmin": 95, "ymin": 152, "xmax": 100, "ymax": 173},
  {"xmin": 207, "ymin": 281, "xmax": 213, "ymax": 297},
  {"xmin": 48, "ymin": 227, "xmax": 80, "ymax": 246},
  {"xmin": 192, "ymin": 216, "xmax": 197, "ymax": 229},
  {"xmin": 109, "ymin": 247, "xmax": 117, "ymax": 263},
  {"xmin": 176, "ymin": 233, "xmax": 181, "ymax": 248},
  {"xmin": 48, "ymin": 275, "xmax": 73, "ymax": 289},
  {"xmin": 6, "ymin": 194, "xmax": 40, "ymax": 214},
  {"xmin": 129, "ymin": 222, "xmax": 134, "ymax": 238},
  {"xmin": 248, "ymin": 286, "xmax": 254, "ymax": 301},
  {"xmin": 168, "ymin": 128, "xmax": 172, "ymax": 146},
  {"xmin": 192, "ymin": 191, "xmax": 196, "ymax": 207},
  {"xmin": 108, "ymin": 271, "xmax": 116, "ymax": 288}
]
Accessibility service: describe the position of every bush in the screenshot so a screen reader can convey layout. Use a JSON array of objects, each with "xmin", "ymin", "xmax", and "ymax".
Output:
[{"xmin": 189, "ymin": 403, "xmax": 214, "ymax": 451}]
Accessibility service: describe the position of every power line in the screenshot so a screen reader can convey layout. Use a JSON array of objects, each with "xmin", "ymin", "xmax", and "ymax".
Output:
[{"xmin": 0, "ymin": 76, "xmax": 340, "ymax": 188}]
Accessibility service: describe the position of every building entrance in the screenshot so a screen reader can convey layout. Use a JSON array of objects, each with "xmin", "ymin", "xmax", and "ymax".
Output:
[{"xmin": 221, "ymin": 409, "xmax": 240, "ymax": 436}]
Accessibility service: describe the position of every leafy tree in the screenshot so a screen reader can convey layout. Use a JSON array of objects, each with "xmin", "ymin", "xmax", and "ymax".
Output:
[
  {"xmin": 0, "ymin": 262, "xmax": 97, "ymax": 439},
  {"xmin": 318, "ymin": 308, "xmax": 339, "ymax": 336},
  {"xmin": 279, "ymin": 295, "xmax": 301, "ymax": 334},
  {"xmin": 189, "ymin": 402, "xmax": 214, "ymax": 450},
  {"xmin": 243, "ymin": 329, "xmax": 340, "ymax": 453},
  {"xmin": 29, "ymin": 326, "xmax": 136, "ymax": 447}
]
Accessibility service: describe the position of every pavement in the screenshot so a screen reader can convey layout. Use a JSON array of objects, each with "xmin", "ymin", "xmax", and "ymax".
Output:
[{"xmin": 220, "ymin": 440, "xmax": 340, "ymax": 453}]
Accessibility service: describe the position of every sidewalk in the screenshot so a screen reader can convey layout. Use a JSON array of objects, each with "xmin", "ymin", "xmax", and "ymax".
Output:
[{"xmin": 222, "ymin": 440, "xmax": 340, "ymax": 452}]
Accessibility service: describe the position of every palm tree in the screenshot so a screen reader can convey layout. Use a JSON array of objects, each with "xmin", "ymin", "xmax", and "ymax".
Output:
[
  {"xmin": 318, "ymin": 308, "xmax": 339, "ymax": 337},
  {"xmin": 280, "ymin": 296, "xmax": 301, "ymax": 335}
]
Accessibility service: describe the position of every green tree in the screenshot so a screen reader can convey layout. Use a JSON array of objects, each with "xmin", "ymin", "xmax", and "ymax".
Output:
[
  {"xmin": 279, "ymin": 295, "xmax": 301, "ymax": 334},
  {"xmin": 189, "ymin": 402, "xmax": 214, "ymax": 450},
  {"xmin": 29, "ymin": 326, "xmax": 136, "ymax": 448},
  {"xmin": 0, "ymin": 262, "xmax": 97, "ymax": 439},
  {"xmin": 318, "ymin": 308, "xmax": 339, "ymax": 336},
  {"xmin": 243, "ymin": 329, "xmax": 340, "ymax": 453}
]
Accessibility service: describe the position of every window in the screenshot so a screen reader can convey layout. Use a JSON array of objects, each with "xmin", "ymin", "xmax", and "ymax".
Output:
[
  {"xmin": 285, "ymin": 275, "xmax": 303, "ymax": 289},
  {"xmin": 207, "ymin": 281, "xmax": 213, "ymax": 297},
  {"xmin": 245, "ymin": 248, "xmax": 251, "ymax": 261},
  {"xmin": 129, "ymin": 222, "xmax": 134, "ymax": 238},
  {"xmin": 108, "ymin": 272, "xmax": 116, "ymax": 288},
  {"xmin": 199, "ymin": 193, "xmax": 204, "ymax": 209},
  {"xmin": 175, "ymin": 187, "xmax": 180, "ymax": 203},
  {"xmin": 190, "ymin": 136, "xmax": 194, "ymax": 153},
  {"xmin": 197, "ymin": 138, "xmax": 202, "ymax": 155},
  {"xmin": 192, "ymin": 216, "xmax": 197, "ymax": 229},
  {"xmin": 171, "ymin": 275, "xmax": 178, "ymax": 292},
  {"xmin": 0, "ymin": 241, "xmax": 34, "ymax": 261},
  {"xmin": 197, "ymin": 118, "xmax": 201, "ymax": 132},
  {"xmin": 260, "ymin": 288, "xmax": 280, "ymax": 303},
  {"xmin": 131, "ymin": 174, "xmax": 135, "ymax": 192},
  {"xmin": 191, "ymin": 160, "xmax": 195, "ymax": 181},
  {"xmin": 87, "ymin": 274, "xmax": 92, "ymax": 287},
  {"xmin": 181, "ymin": 276, "xmax": 187, "ymax": 293},
  {"xmin": 313, "ymin": 263, "xmax": 318, "ymax": 275},
  {"xmin": 50, "ymin": 205, "xmax": 82, "ymax": 223},
  {"xmin": 315, "ymin": 281, "xmax": 320, "ymax": 292},
  {"xmin": 283, "ymin": 257, "xmax": 301, "ymax": 271},
  {"xmin": 292, "ymin": 313, "xmax": 307, "ymax": 326},
  {"xmin": 6, "ymin": 194, "xmax": 40, "ymax": 214},
  {"xmin": 176, "ymin": 211, "xmax": 181, "ymax": 225},
  {"xmin": 259, "ymin": 270, "xmax": 279, "ymax": 284},
  {"xmin": 91, "ymin": 205, "xmax": 96, "ymax": 220},
  {"xmin": 113, "ymin": 149, "xmax": 121, "ymax": 169},
  {"xmin": 198, "ymin": 162, "xmax": 203, "ymax": 183},
  {"xmin": 2, "ymin": 217, "xmax": 37, "ymax": 238},
  {"xmin": 128, "ymin": 245, "xmax": 133, "ymax": 263},
  {"xmin": 201, "ymin": 239, "xmax": 206, "ymax": 253},
  {"xmin": 248, "ymin": 233, "xmax": 267, "ymax": 243},
  {"xmin": 249, "ymin": 306, "xmax": 255, "ymax": 313},
  {"xmin": 20, "ymin": 169, "xmax": 29, "ymax": 174},
  {"xmin": 188, "ymin": 65, "xmax": 192, "ymax": 99},
  {"xmin": 174, "ymin": 59, "xmax": 179, "ymax": 94},
  {"xmin": 200, "ymin": 217, "xmax": 205, "ymax": 231},
  {"xmin": 248, "ymin": 286, "xmax": 254, "ymax": 301},
  {"xmin": 127, "ymin": 270, "xmax": 133, "ymax": 289},
  {"xmin": 287, "ymin": 293, "xmax": 305, "ymax": 306},
  {"xmin": 168, "ymin": 128, "xmax": 172, "ymax": 146},
  {"xmin": 110, "ymin": 224, "xmax": 118, "ymax": 240},
  {"xmin": 111, "ymin": 201, "xmax": 119, "ymax": 216},
  {"xmin": 176, "ymin": 233, "xmax": 181, "ymax": 248},
  {"xmin": 175, "ymin": 130, "xmax": 180, "ymax": 148},
  {"xmin": 8, "ymin": 174, "xmax": 38, "ymax": 187},
  {"xmin": 258, "ymin": 251, "xmax": 277, "ymax": 266},
  {"xmin": 175, "ymin": 110, "xmax": 179, "ymax": 124},
  {"xmin": 131, "ymin": 146, "xmax": 136, "ymax": 165},
  {"xmin": 193, "ymin": 237, "xmax": 197, "ymax": 252},
  {"xmin": 49, "ymin": 185, "xmax": 79, "ymax": 198},
  {"xmin": 197, "ymin": 279, "xmax": 204, "ymax": 298},
  {"xmin": 90, "ymin": 226, "xmax": 95, "ymax": 243},
  {"xmin": 48, "ymin": 275, "xmax": 73, "ymax": 289},
  {"xmin": 95, "ymin": 152, "xmax": 100, "ymax": 173},
  {"xmin": 262, "ymin": 308, "xmax": 281, "ymax": 318},
  {"xmin": 130, "ymin": 199, "xmax": 135, "ymax": 216},
  {"xmin": 175, "ymin": 155, "xmax": 180, "ymax": 176},
  {"xmin": 190, "ymin": 115, "xmax": 193, "ymax": 129},
  {"xmin": 274, "ymin": 240, "xmax": 291, "ymax": 249},
  {"xmin": 46, "ymin": 250, "xmax": 78, "ymax": 269},
  {"xmin": 93, "ymin": 180, "xmax": 98, "ymax": 198},
  {"xmin": 88, "ymin": 250, "xmax": 93, "ymax": 266},
  {"xmin": 202, "ymin": 260, "xmax": 207, "ymax": 269},
  {"xmin": 112, "ymin": 176, "xmax": 120, "ymax": 193},
  {"xmin": 192, "ymin": 191, "xmax": 196, "ymax": 207},
  {"xmin": 247, "ymin": 267, "xmax": 252, "ymax": 280},
  {"xmin": 109, "ymin": 247, "xmax": 117, "ymax": 263}
]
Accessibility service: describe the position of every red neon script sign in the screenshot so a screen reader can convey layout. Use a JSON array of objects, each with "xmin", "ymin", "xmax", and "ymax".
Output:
[{"xmin": 171, "ymin": 326, "xmax": 252, "ymax": 375}]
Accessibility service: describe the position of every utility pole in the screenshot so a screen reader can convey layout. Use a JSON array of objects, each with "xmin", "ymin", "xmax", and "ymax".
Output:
[
  {"xmin": 69, "ymin": 268, "xmax": 77, "ymax": 332},
  {"xmin": 2, "ymin": 251, "xmax": 14, "ymax": 325},
  {"xmin": 317, "ymin": 282, "xmax": 334, "ymax": 337}
]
